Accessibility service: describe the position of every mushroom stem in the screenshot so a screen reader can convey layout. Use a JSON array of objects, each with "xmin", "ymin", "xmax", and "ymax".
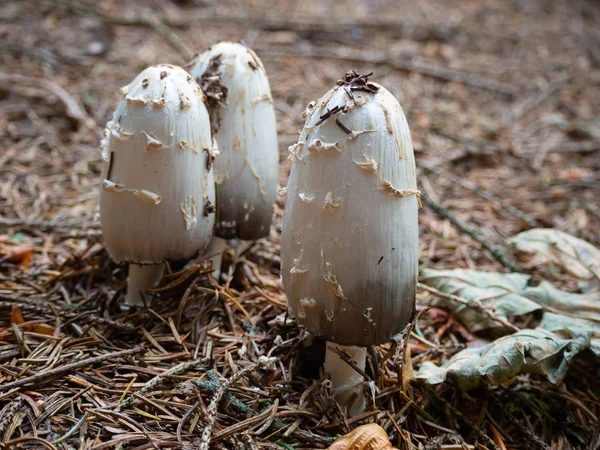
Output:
[
  {"xmin": 205, "ymin": 236, "xmax": 228, "ymax": 280},
  {"xmin": 233, "ymin": 240, "xmax": 253, "ymax": 261},
  {"xmin": 125, "ymin": 263, "xmax": 165, "ymax": 306},
  {"xmin": 324, "ymin": 342, "xmax": 367, "ymax": 416}
]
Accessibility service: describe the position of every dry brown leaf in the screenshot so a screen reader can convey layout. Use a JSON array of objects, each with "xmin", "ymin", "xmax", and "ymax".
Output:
[
  {"xmin": 7, "ymin": 306, "xmax": 53, "ymax": 335},
  {"xmin": 10, "ymin": 306, "xmax": 25, "ymax": 325},
  {"xmin": 328, "ymin": 424, "xmax": 396, "ymax": 450},
  {"xmin": 8, "ymin": 245, "xmax": 33, "ymax": 266},
  {"xmin": 30, "ymin": 323, "xmax": 55, "ymax": 335}
]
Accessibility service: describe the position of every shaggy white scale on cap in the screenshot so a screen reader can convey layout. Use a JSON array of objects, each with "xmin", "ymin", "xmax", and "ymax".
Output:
[
  {"xmin": 99, "ymin": 64, "xmax": 215, "ymax": 306},
  {"xmin": 190, "ymin": 42, "xmax": 278, "ymax": 240},
  {"xmin": 281, "ymin": 71, "xmax": 419, "ymax": 415}
]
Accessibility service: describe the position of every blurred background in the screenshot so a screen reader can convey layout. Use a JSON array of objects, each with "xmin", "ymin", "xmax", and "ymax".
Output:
[
  {"xmin": 1, "ymin": 1, "xmax": 599, "ymax": 448},
  {"xmin": 2, "ymin": 0, "xmax": 599, "ymax": 249},
  {"xmin": 1, "ymin": 0, "xmax": 599, "ymax": 255}
]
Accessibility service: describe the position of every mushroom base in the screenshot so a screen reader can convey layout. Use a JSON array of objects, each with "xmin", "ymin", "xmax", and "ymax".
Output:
[
  {"xmin": 204, "ymin": 236, "xmax": 229, "ymax": 280},
  {"xmin": 126, "ymin": 263, "xmax": 165, "ymax": 307},
  {"xmin": 324, "ymin": 342, "xmax": 367, "ymax": 416}
]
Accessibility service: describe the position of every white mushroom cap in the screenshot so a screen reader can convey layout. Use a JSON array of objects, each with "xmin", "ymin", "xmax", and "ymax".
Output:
[
  {"xmin": 281, "ymin": 73, "xmax": 419, "ymax": 347},
  {"xmin": 190, "ymin": 42, "xmax": 278, "ymax": 240},
  {"xmin": 99, "ymin": 64, "xmax": 215, "ymax": 264}
]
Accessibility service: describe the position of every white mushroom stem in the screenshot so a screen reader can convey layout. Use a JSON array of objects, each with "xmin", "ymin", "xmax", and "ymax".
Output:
[
  {"xmin": 324, "ymin": 342, "xmax": 367, "ymax": 416},
  {"xmin": 204, "ymin": 238, "xmax": 254, "ymax": 280},
  {"xmin": 204, "ymin": 236, "xmax": 228, "ymax": 280},
  {"xmin": 126, "ymin": 263, "xmax": 165, "ymax": 306},
  {"xmin": 233, "ymin": 240, "xmax": 253, "ymax": 261}
]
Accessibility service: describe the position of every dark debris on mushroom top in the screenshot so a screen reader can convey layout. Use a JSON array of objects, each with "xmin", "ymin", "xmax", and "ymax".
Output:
[{"xmin": 336, "ymin": 70, "xmax": 380, "ymax": 94}]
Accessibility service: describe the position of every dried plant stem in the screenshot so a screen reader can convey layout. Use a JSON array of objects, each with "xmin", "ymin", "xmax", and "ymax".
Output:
[
  {"xmin": 486, "ymin": 391, "xmax": 552, "ymax": 450},
  {"xmin": 419, "ymin": 189, "xmax": 522, "ymax": 273},
  {"xmin": 0, "ymin": 397, "xmax": 24, "ymax": 437},
  {"xmin": 259, "ymin": 46, "xmax": 518, "ymax": 96},
  {"xmin": 52, "ymin": 0, "xmax": 194, "ymax": 60},
  {"xmin": 0, "ymin": 299, "xmax": 135, "ymax": 331},
  {"xmin": 419, "ymin": 162, "xmax": 539, "ymax": 228},
  {"xmin": 3, "ymin": 436, "xmax": 58, "ymax": 450},
  {"xmin": 199, "ymin": 364, "xmax": 258, "ymax": 450},
  {"xmin": 190, "ymin": 372, "xmax": 335, "ymax": 445},
  {"xmin": 418, "ymin": 283, "xmax": 519, "ymax": 332},
  {"xmin": 421, "ymin": 384, "xmax": 501, "ymax": 450},
  {"xmin": 119, "ymin": 357, "xmax": 208, "ymax": 409},
  {"xmin": 0, "ymin": 73, "xmax": 95, "ymax": 129},
  {"xmin": 0, "ymin": 347, "xmax": 144, "ymax": 392},
  {"xmin": 0, "ymin": 217, "xmax": 101, "ymax": 235}
]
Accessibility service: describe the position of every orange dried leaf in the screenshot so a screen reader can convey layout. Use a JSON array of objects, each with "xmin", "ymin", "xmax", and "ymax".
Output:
[
  {"xmin": 11, "ymin": 306, "xmax": 25, "ymax": 325},
  {"xmin": 328, "ymin": 424, "xmax": 396, "ymax": 450},
  {"xmin": 9, "ymin": 245, "xmax": 33, "ymax": 266},
  {"xmin": 23, "ymin": 391, "xmax": 43, "ymax": 397},
  {"xmin": 30, "ymin": 323, "xmax": 55, "ymax": 335}
]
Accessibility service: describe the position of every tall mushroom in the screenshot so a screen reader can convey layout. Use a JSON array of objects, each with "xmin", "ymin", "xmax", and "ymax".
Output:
[
  {"xmin": 281, "ymin": 72, "xmax": 419, "ymax": 415},
  {"xmin": 99, "ymin": 64, "xmax": 215, "ymax": 306},
  {"xmin": 189, "ymin": 42, "xmax": 278, "ymax": 276}
]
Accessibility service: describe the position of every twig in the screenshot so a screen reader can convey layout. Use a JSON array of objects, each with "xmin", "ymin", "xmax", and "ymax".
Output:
[
  {"xmin": 118, "ymin": 357, "xmax": 208, "ymax": 409},
  {"xmin": 97, "ymin": 410, "xmax": 159, "ymax": 450},
  {"xmin": 259, "ymin": 46, "xmax": 519, "ymax": 96},
  {"xmin": 420, "ymin": 384, "xmax": 501, "ymax": 450},
  {"xmin": 327, "ymin": 345, "xmax": 371, "ymax": 381},
  {"xmin": 50, "ymin": 412, "xmax": 89, "ymax": 444},
  {"xmin": 212, "ymin": 399, "xmax": 279, "ymax": 441},
  {"xmin": 199, "ymin": 364, "xmax": 258, "ymax": 450},
  {"xmin": 549, "ymin": 141, "xmax": 600, "ymax": 154},
  {"xmin": 0, "ymin": 217, "xmax": 101, "ymax": 235},
  {"xmin": 0, "ymin": 73, "xmax": 95, "ymax": 129},
  {"xmin": 420, "ymin": 189, "xmax": 522, "ymax": 273},
  {"xmin": 0, "ymin": 300, "xmax": 135, "ymax": 331},
  {"xmin": 417, "ymin": 283, "xmax": 519, "ymax": 332},
  {"xmin": 162, "ymin": 9, "xmax": 535, "ymax": 46},
  {"xmin": 419, "ymin": 162, "xmax": 540, "ymax": 228},
  {"xmin": 0, "ymin": 347, "xmax": 144, "ymax": 392},
  {"xmin": 2, "ymin": 436, "xmax": 58, "ymax": 450},
  {"xmin": 512, "ymin": 75, "xmax": 569, "ymax": 120},
  {"xmin": 189, "ymin": 372, "xmax": 335, "ymax": 445},
  {"xmin": 0, "ymin": 397, "xmax": 25, "ymax": 437},
  {"xmin": 0, "ymin": 40, "xmax": 58, "ymax": 68},
  {"xmin": 57, "ymin": 1, "xmax": 194, "ymax": 60},
  {"xmin": 486, "ymin": 392, "xmax": 552, "ymax": 450}
]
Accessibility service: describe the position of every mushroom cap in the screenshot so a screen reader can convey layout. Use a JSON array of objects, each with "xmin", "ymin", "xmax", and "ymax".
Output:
[
  {"xmin": 99, "ymin": 64, "xmax": 215, "ymax": 264},
  {"xmin": 281, "ymin": 78, "xmax": 418, "ymax": 346},
  {"xmin": 190, "ymin": 42, "xmax": 278, "ymax": 240}
]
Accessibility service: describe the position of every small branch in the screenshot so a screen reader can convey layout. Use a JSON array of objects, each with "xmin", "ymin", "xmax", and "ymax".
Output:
[
  {"xmin": 0, "ymin": 347, "xmax": 144, "ymax": 392},
  {"xmin": 199, "ymin": 364, "xmax": 258, "ymax": 450},
  {"xmin": 0, "ymin": 217, "xmax": 101, "ymax": 235},
  {"xmin": 259, "ymin": 46, "xmax": 518, "ymax": 96},
  {"xmin": 188, "ymin": 371, "xmax": 335, "ymax": 446},
  {"xmin": 486, "ymin": 391, "xmax": 552, "ymax": 450},
  {"xmin": 419, "ymin": 162, "xmax": 540, "ymax": 228},
  {"xmin": 432, "ymin": 126, "xmax": 502, "ymax": 153},
  {"xmin": 54, "ymin": 0, "xmax": 194, "ymax": 60},
  {"xmin": 549, "ymin": 141, "xmax": 600, "ymax": 154},
  {"xmin": 420, "ymin": 383, "xmax": 502, "ymax": 450},
  {"xmin": 512, "ymin": 75, "xmax": 569, "ymax": 120},
  {"xmin": 420, "ymin": 189, "xmax": 522, "ymax": 272},
  {"xmin": 118, "ymin": 357, "xmax": 208, "ymax": 409},
  {"xmin": 0, "ymin": 73, "xmax": 95, "ymax": 129},
  {"xmin": 327, "ymin": 345, "xmax": 371, "ymax": 381},
  {"xmin": 0, "ymin": 300, "xmax": 134, "ymax": 331},
  {"xmin": 0, "ymin": 397, "xmax": 25, "ymax": 437},
  {"xmin": 418, "ymin": 282, "xmax": 519, "ymax": 332}
]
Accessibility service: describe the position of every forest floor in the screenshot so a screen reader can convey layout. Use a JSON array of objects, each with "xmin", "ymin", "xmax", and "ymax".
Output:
[{"xmin": 1, "ymin": 0, "xmax": 599, "ymax": 449}]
